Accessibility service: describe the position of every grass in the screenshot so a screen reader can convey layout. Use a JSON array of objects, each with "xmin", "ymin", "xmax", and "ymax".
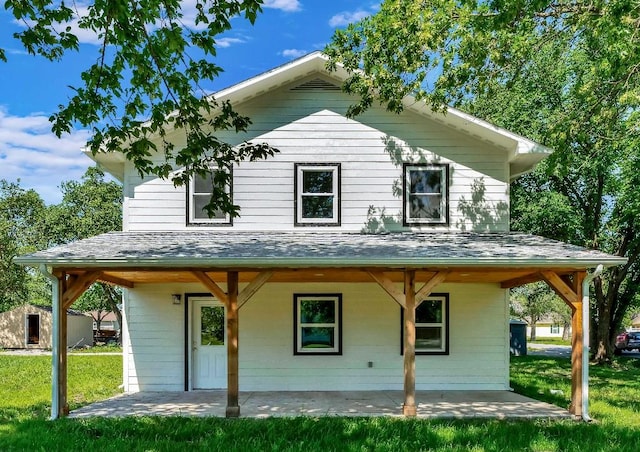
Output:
[
  {"xmin": 529, "ymin": 337, "xmax": 572, "ymax": 346},
  {"xmin": 1, "ymin": 355, "xmax": 639, "ymax": 451},
  {"xmin": 70, "ymin": 345, "xmax": 123, "ymax": 354}
]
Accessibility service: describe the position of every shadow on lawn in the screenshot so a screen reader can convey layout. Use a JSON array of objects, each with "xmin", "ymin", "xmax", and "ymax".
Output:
[{"xmin": 3, "ymin": 415, "xmax": 640, "ymax": 451}]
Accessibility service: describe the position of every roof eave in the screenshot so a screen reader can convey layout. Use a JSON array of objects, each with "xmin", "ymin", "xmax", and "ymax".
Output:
[{"xmin": 16, "ymin": 256, "xmax": 628, "ymax": 269}]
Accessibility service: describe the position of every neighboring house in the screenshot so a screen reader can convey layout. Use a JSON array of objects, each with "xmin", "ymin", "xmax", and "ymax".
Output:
[
  {"xmin": 630, "ymin": 314, "xmax": 640, "ymax": 331},
  {"xmin": 0, "ymin": 304, "xmax": 93, "ymax": 349},
  {"xmin": 86, "ymin": 310, "xmax": 120, "ymax": 332},
  {"xmin": 16, "ymin": 53, "xmax": 626, "ymax": 419},
  {"xmin": 525, "ymin": 315, "xmax": 571, "ymax": 339}
]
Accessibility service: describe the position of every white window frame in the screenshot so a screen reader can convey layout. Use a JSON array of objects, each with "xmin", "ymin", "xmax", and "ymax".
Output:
[
  {"xmin": 550, "ymin": 324, "xmax": 560, "ymax": 334},
  {"xmin": 404, "ymin": 163, "xmax": 448, "ymax": 225},
  {"xmin": 295, "ymin": 163, "xmax": 340, "ymax": 226},
  {"xmin": 402, "ymin": 293, "xmax": 449, "ymax": 355},
  {"xmin": 294, "ymin": 294, "xmax": 342, "ymax": 355},
  {"xmin": 188, "ymin": 167, "xmax": 231, "ymax": 225}
]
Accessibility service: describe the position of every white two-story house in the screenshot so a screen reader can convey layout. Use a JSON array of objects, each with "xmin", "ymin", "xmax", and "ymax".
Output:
[{"xmin": 18, "ymin": 53, "xmax": 625, "ymax": 419}]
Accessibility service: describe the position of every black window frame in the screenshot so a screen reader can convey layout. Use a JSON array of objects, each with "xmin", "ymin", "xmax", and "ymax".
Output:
[
  {"xmin": 293, "ymin": 293, "xmax": 343, "ymax": 355},
  {"xmin": 294, "ymin": 163, "xmax": 341, "ymax": 227},
  {"xmin": 186, "ymin": 166, "xmax": 233, "ymax": 227},
  {"xmin": 400, "ymin": 293, "xmax": 449, "ymax": 355},
  {"xmin": 403, "ymin": 163, "xmax": 449, "ymax": 226}
]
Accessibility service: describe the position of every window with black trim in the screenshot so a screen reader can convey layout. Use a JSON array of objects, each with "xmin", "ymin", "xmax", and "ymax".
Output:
[
  {"xmin": 401, "ymin": 293, "xmax": 449, "ymax": 355},
  {"xmin": 294, "ymin": 163, "xmax": 340, "ymax": 225},
  {"xmin": 294, "ymin": 294, "xmax": 342, "ymax": 355},
  {"xmin": 403, "ymin": 163, "xmax": 448, "ymax": 225},
  {"xmin": 187, "ymin": 167, "xmax": 232, "ymax": 225}
]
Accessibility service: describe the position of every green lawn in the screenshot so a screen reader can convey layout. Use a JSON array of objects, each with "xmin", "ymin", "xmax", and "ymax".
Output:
[
  {"xmin": 1, "ymin": 354, "xmax": 639, "ymax": 451},
  {"xmin": 529, "ymin": 337, "xmax": 572, "ymax": 346}
]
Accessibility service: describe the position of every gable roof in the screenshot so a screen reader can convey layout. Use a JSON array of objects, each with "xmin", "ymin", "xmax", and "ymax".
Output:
[{"xmin": 91, "ymin": 52, "xmax": 550, "ymax": 181}]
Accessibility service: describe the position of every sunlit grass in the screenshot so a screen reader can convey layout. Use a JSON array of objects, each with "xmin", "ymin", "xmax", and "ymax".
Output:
[{"xmin": 0, "ymin": 354, "xmax": 639, "ymax": 451}]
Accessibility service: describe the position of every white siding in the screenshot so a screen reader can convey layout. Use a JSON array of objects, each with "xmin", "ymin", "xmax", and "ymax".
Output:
[
  {"xmin": 124, "ymin": 78, "xmax": 510, "ymax": 233},
  {"xmin": 123, "ymin": 282, "xmax": 509, "ymax": 392}
]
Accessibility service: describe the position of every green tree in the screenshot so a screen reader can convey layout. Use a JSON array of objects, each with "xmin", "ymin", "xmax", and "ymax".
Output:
[
  {"xmin": 2, "ymin": 0, "xmax": 277, "ymax": 217},
  {"xmin": 511, "ymin": 283, "xmax": 558, "ymax": 341},
  {"xmin": 326, "ymin": 0, "xmax": 640, "ymax": 362},
  {"xmin": 46, "ymin": 167, "xmax": 124, "ymax": 332},
  {"xmin": 467, "ymin": 39, "xmax": 640, "ymax": 362},
  {"xmin": 0, "ymin": 181, "xmax": 46, "ymax": 312}
]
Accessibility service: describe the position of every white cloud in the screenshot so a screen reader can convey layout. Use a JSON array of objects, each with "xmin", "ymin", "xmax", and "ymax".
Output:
[
  {"xmin": 263, "ymin": 0, "xmax": 301, "ymax": 12},
  {"xmin": 0, "ymin": 108, "xmax": 94, "ymax": 204},
  {"xmin": 329, "ymin": 10, "xmax": 370, "ymax": 27},
  {"xmin": 281, "ymin": 49, "xmax": 307, "ymax": 58},
  {"xmin": 217, "ymin": 37, "xmax": 246, "ymax": 48}
]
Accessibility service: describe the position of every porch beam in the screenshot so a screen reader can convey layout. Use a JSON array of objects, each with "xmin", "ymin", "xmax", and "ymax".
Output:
[
  {"xmin": 403, "ymin": 270, "xmax": 417, "ymax": 417},
  {"xmin": 540, "ymin": 270, "xmax": 579, "ymax": 306},
  {"xmin": 192, "ymin": 271, "xmax": 229, "ymax": 305},
  {"xmin": 367, "ymin": 271, "xmax": 406, "ymax": 308},
  {"xmin": 226, "ymin": 271, "xmax": 240, "ymax": 418},
  {"xmin": 238, "ymin": 271, "xmax": 273, "ymax": 310},
  {"xmin": 62, "ymin": 271, "xmax": 102, "ymax": 309},
  {"xmin": 500, "ymin": 272, "xmax": 543, "ymax": 289},
  {"xmin": 99, "ymin": 274, "xmax": 135, "ymax": 288},
  {"xmin": 416, "ymin": 271, "xmax": 449, "ymax": 306}
]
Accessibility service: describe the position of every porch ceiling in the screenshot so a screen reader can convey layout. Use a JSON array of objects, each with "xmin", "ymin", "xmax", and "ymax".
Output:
[{"xmin": 89, "ymin": 267, "xmax": 576, "ymax": 285}]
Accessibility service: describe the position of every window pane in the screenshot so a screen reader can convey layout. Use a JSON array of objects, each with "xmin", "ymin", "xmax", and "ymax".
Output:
[
  {"xmin": 194, "ymin": 173, "xmax": 214, "ymax": 193},
  {"xmin": 193, "ymin": 195, "xmax": 226, "ymax": 219},
  {"xmin": 302, "ymin": 196, "xmax": 334, "ymax": 219},
  {"xmin": 300, "ymin": 299, "xmax": 335, "ymax": 323},
  {"xmin": 409, "ymin": 194, "xmax": 442, "ymax": 220},
  {"xmin": 416, "ymin": 299, "xmax": 443, "ymax": 323},
  {"xmin": 201, "ymin": 306, "xmax": 224, "ymax": 346},
  {"xmin": 303, "ymin": 170, "xmax": 333, "ymax": 194},
  {"xmin": 410, "ymin": 169, "xmax": 442, "ymax": 194},
  {"xmin": 416, "ymin": 326, "xmax": 442, "ymax": 350},
  {"xmin": 301, "ymin": 327, "xmax": 335, "ymax": 349}
]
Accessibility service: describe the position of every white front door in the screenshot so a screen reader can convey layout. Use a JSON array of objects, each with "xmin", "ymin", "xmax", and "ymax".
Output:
[{"xmin": 193, "ymin": 298, "xmax": 227, "ymax": 389}]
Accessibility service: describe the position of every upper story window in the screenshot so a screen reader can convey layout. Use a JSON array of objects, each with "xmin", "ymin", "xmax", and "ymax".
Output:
[
  {"xmin": 403, "ymin": 163, "xmax": 448, "ymax": 226},
  {"xmin": 295, "ymin": 163, "xmax": 340, "ymax": 226},
  {"xmin": 187, "ymin": 168, "xmax": 232, "ymax": 226}
]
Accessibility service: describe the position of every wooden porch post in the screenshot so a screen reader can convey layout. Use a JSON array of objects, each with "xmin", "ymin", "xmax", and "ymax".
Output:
[
  {"xmin": 569, "ymin": 273, "xmax": 584, "ymax": 417},
  {"xmin": 541, "ymin": 270, "xmax": 585, "ymax": 417},
  {"xmin": 226, "ymin": 271, "xmax": 240, "ymax": 418},
  {"xmin": 403, "ymin": 270, "xmax": 417, "ymax": 417}
]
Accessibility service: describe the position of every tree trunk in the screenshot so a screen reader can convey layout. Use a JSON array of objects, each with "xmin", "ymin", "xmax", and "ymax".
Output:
[
  {"xmin": 593, "ymin": 276, "xmax": 615, "ymax": 363},
  {"xmin": 530, "ymin": 324, "xmax": 537, "ymax": 341},
  {"xmin": 101, "ymin": 284, "xmax": 123, "ymax": 342},
  {"xmin": 562, "ymin": 321, "xmax": 570, "ymax": 341}
]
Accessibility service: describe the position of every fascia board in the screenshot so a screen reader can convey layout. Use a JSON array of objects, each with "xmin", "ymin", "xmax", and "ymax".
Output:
[{"xmin": 15, "ymin": 256, "xmax": 628, "ymax": 269}]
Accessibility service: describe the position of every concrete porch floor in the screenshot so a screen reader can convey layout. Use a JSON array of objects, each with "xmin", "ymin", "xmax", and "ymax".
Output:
[{"xmin": 69, "ymin": 391, "xmax": 572, "ymax": 419}]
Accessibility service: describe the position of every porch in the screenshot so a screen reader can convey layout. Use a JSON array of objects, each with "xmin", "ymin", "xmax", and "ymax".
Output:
[{"xmin": 68, "ymin": 390, "xmax": 571, "ymax": 419}]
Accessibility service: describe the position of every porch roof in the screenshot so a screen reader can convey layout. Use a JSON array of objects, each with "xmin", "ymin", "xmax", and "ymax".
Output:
[{"xmin": 16, "ymin": 231, "xmax": 625, "ymax": 269}]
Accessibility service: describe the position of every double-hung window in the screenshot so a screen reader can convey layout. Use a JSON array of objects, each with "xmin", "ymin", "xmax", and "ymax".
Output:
[
  {"xmin": 295, "ymin": 163, "xmax": 340, "ymax": 226},
  {"xmin": 401, "ymin": 293, "xmax": 449, "ymax": 355},
  {"xmin": 294, "ymin": 294, "xmax": 342, "ymax": 355},
  {"xmin": 187, "ymin": 167, "xmax": 231, "ymax": 225},
  {"xmin": 403, "ymin": 163, "xmax": 448, "ymax": 225}
]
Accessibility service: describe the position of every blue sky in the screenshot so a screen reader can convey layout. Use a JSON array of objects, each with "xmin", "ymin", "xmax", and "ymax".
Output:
[{"xmin": 0, "ymin": 1, "xmax": 378, "ymax": 203}]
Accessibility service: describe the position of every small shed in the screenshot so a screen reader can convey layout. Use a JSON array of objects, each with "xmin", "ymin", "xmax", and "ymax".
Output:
[
  {"xmin": 0, "ymin": 304, "xmax": 93, "ymax": 349},
  {"xmin": 509, "ymin": 319, "xmax": 528, "ymax": 356}
]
